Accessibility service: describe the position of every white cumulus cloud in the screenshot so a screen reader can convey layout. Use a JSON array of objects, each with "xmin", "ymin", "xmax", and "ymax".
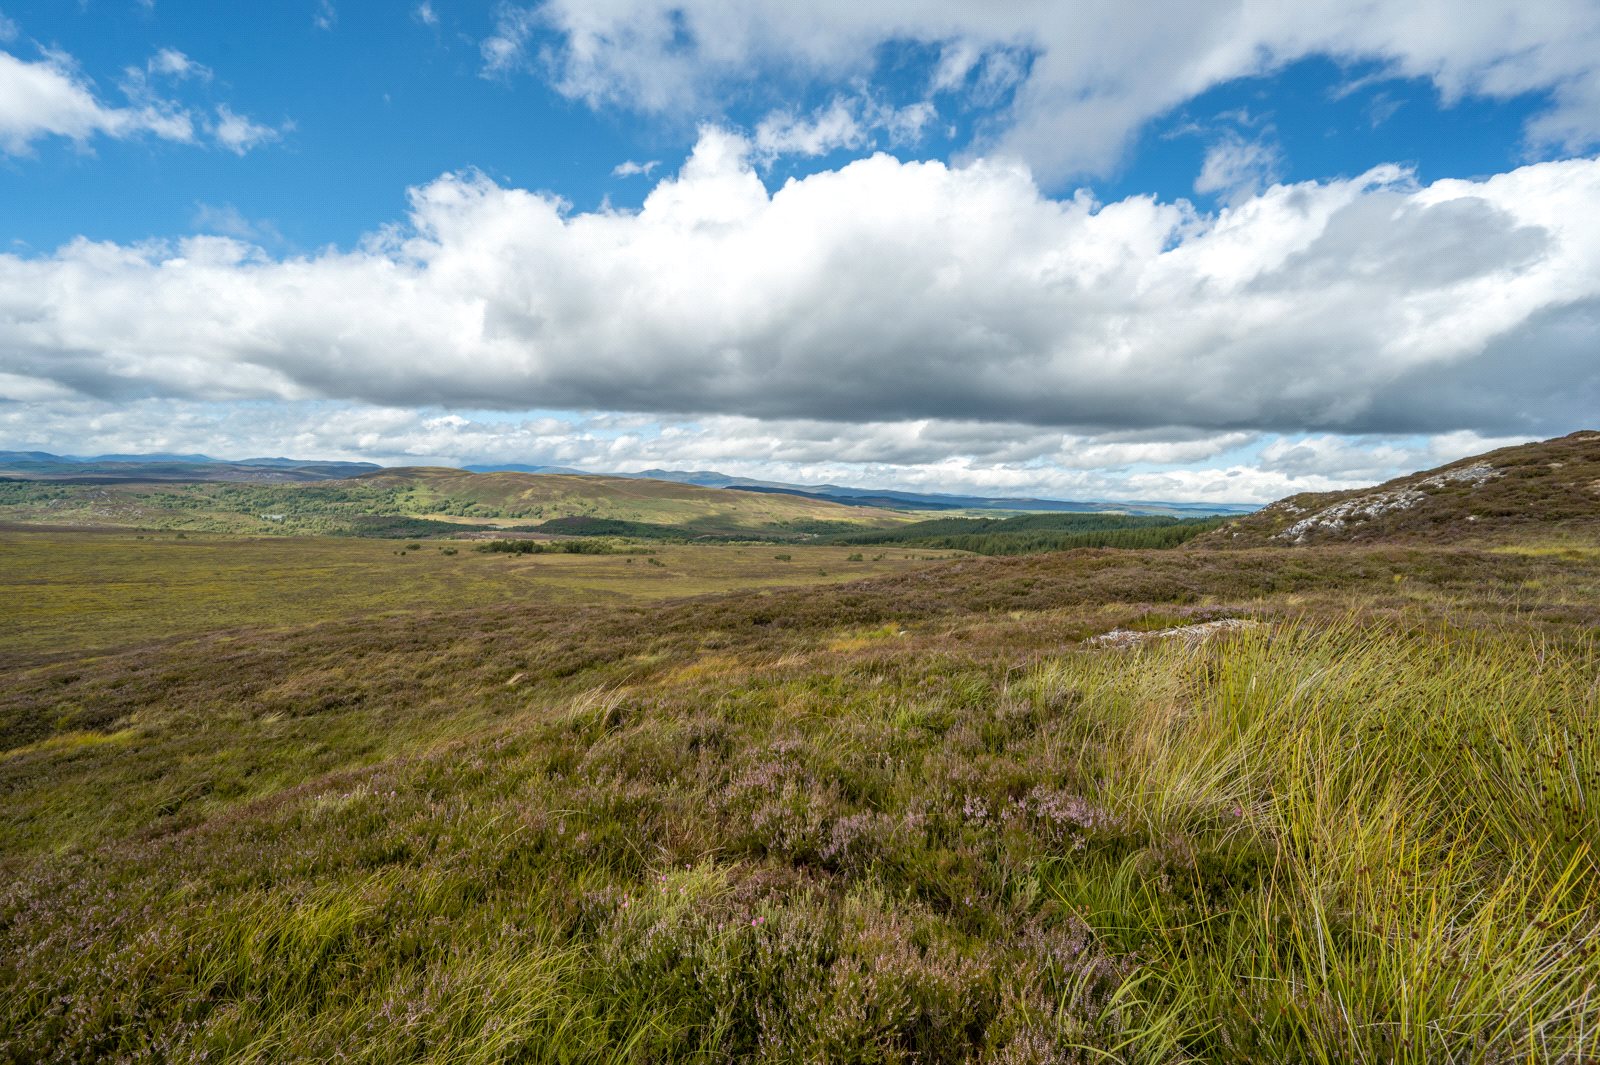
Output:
[
  {"xmin": 0, "ymin": 40, "xmax": 282, "ymax": 157},
  {"xmin": 1, "ymin": 129, "xmax": 1597, "ymax": 443},
  {"xmin": 0, "ymin": 48, "xmax": 195, "ymax": 153}
]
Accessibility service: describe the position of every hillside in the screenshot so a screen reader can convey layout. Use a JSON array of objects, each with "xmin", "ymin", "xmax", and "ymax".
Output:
[
  {"xmin": 352, "ymin": 467, "xmax": 911, "ymax": 533},
  {"xmin": 0, "ymin": 467, "xmax": 914, "ymax": 539},
  {"xmin": 1205, "ymin": 430, "xmax": 1600, "ymax": 546}
]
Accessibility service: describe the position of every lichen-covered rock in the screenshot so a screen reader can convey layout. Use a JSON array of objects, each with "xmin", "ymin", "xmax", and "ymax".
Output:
[
  {"xmin": 1273, "ymin": 464, "xmax": 1504, "ymax": 543},
  {"xmin": 1276, "ymin": 487, "xmax": 1429, "ymax": 543},
  {"xmin": 1418, "ymin": 462, "xmax": 1501, "ymax": 489},
  {"xmin": 1086, "ymin": 618, "xmax": 1259, "ymax": 649}
]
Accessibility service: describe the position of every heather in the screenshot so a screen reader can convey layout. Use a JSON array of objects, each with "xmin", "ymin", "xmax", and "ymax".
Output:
[
  {"xmin": 826, "ymin": 513, "xmax": 1228, "ymax": 555},
  {"xmin": 3, "ymin": 531, "xmax": 1599, "ymax": 1061}
]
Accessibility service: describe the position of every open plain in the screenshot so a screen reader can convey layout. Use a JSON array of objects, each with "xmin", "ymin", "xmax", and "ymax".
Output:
[{"xmin": 5, "ymin": 435, "xmax": 1600, "ymax": 1061}]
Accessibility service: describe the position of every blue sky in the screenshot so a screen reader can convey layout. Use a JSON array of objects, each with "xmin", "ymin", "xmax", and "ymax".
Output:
[
  {"xmin": 1, "ymin": 5, "xmax": 1554, "ymax": 249},
  {"xmin": 2, "ymin": 1, "xmax": 1599, "ymax": 501}
]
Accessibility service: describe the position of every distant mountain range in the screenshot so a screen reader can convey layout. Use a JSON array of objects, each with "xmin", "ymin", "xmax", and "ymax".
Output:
[
  {"xmin": 461, "ymin": 463, "xmax": 589, "ymax": 476},
  {"xmin": 1, "ymin": 451, "xmax": 1256, "ymax": 515},
  {"xmin": 0, "ymin": 451, "xmax": 381, "ymax": 484}
]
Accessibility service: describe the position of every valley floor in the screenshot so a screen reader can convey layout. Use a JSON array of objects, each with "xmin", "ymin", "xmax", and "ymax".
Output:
[
  {"xmin": 0, "ymin": 531, "xmax": 944, "ymax": 666},
  {"xmin": 3, "ymin": 532, "xmax": 1599, "ymax": 1062}
]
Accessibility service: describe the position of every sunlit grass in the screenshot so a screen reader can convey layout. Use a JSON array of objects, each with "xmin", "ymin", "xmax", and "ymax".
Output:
[
  {"xmin": 0, "ymin": 530, "xmax": 940, "ymax": 662},
  {"xmin": 1023, "ymin": 623, "xmax": 1600, "ymax": 1060},
  {"xmin": 3, "ymin": 536, "xmax": 1600, "ymax": 1060}
]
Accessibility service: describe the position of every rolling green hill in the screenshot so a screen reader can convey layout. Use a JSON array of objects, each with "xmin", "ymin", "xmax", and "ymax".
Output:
[
  {"xmin": 354, "ymin": 467, "xmax": 913, "ymax": 532},
  {"xmin": 0, "ymin": 467, "xmax": 915, "ymax": 539}
]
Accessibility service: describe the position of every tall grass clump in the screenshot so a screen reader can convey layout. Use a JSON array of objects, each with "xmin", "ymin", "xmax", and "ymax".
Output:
[{"xmin": 1021, "ymin": 621, "xmax": 1600, "ymax": 1061}]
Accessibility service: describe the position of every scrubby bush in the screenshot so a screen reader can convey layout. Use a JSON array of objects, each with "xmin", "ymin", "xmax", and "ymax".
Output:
[{"xmin": 474, "ymin": 538, "xmax": 650, "ymax": 556}]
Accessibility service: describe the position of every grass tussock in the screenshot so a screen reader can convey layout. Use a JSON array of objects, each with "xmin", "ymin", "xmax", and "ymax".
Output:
[{"xmin": 1022, "ymin": 624, "xmax": 1600, "ymax": 1061}]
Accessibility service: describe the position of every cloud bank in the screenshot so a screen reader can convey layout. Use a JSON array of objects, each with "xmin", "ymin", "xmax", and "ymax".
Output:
[
  {"xmin": 3, "ymin": 128, "xmax": 1597, "ymax": 442},
  {"xmin": 0, "ymin": 398, "xmax": 1531, "ymax": 504}
]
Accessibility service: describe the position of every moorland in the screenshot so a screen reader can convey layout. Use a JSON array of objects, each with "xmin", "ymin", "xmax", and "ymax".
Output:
[{"xmin": 3, "ymin": 432, "xmax": 1600, "ymax": 1062}]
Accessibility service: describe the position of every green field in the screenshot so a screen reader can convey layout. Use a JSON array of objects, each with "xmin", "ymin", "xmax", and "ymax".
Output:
[
  {"xmin": 0, "ymin": 529, "xmax": 943, "ymax": 665},
  {"xmin": 5, "ymin": 438, "xmax": 1600, "ymax": 1061}
]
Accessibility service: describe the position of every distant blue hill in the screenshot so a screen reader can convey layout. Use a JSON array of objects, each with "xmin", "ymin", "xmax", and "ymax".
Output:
[
  {"xmin": 0, "ymin": 451, "xmax": 380, "ymax": 483},
  {"xmin": 90, "ymin": 452, "xmax": 218, "ymax": 464},
  {"xmin": 463, "ymin": 463, "xmax": 589, "ymax": 475}
]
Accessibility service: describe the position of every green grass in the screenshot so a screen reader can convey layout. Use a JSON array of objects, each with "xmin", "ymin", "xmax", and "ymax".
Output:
[
  {"xmin": 3, "ymin": 533, "xmax": 1600, "ymax": 1060},
  {"xmin": 1021, "ymin": 623, "xmax": 1600, "ymax": 1060},
  {"xmin": 0, "ymin": 530, "xmax": 941, "ymax": 665}
]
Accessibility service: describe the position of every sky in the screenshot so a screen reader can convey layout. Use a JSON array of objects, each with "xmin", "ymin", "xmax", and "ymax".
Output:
[{"xmin": 2, "ymin": 2, "xmax": 1599, "ymax": 503}]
